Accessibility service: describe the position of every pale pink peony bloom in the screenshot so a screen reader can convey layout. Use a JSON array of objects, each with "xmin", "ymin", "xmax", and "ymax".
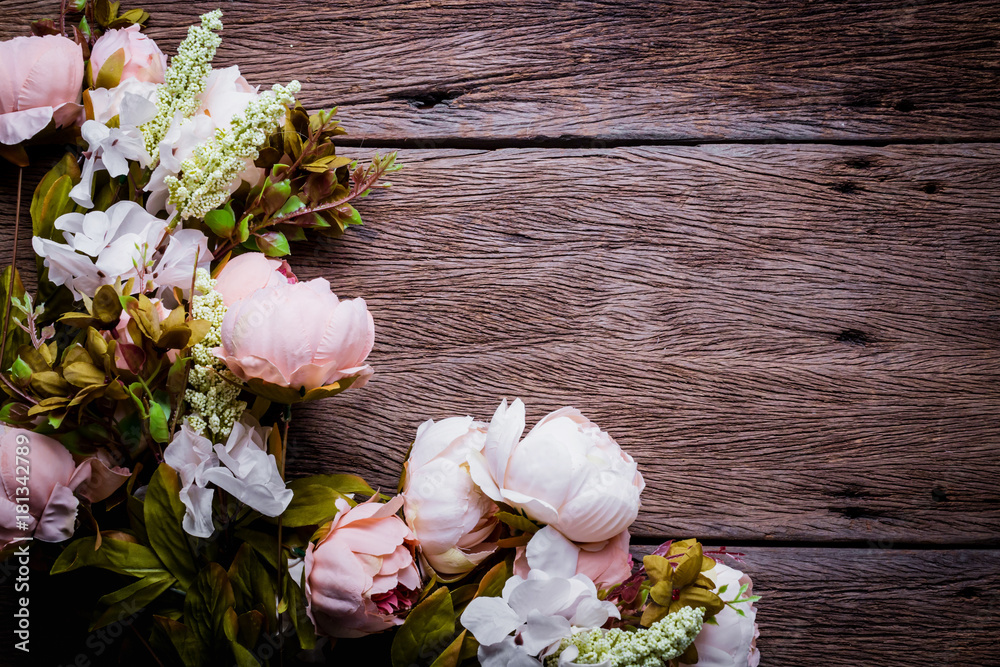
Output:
[
  {"xmin": 216, "ymin": 278, "xmax": 375, "ymax": 392},
  {"xmin": 514, "ymin": 525, "xmax": 632, "ymax": 590},
  {"xmin": 304, "ymin": 496, "xmax": 421, "ymax": 638},
  {"xmin": 0, "ymin": 426, "xmax": 128, "ymax": 549},
  {"xmin": 469, "ymin": 399, "xmax": 645, "ymax": 544},
  {"xmin": 0, "ymin": 34, "xmax": 84, "ymax": 145},
  {"xmin": 680, "ymin": 562, "xmax": 761, "ymax": 667},
  {"xmin": 213, "ymin": 252, "xmax": 298, "ymax": 308},
  {"xmin": 89, "ymin": 25, "xmax": 167, "ymax": 84},
  {"xmin": 401, "ymin": 416, "xmax": 499, "ymax": 576}
]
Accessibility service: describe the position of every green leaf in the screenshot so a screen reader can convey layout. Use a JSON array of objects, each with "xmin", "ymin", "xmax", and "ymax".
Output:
[
  {"xmin": 256, "ymin": 231, "xmax": 290, "ymax": 257},
  {"xmin": 277, "ymin": 484, "xmax": 349, "ymax": 527},
  {"xmin": 0, "ymin": 267, "xmax": 29, "ymax": 371},
  {"xmin": 145, "ymin": 464, "xmax": 197, "ymax": 588},
  {"xmin": 233, "ymin": 528, "xmax": 279, "ymax": 568},
  {"xmin": 276, "ymin": 195, "xmax": 305, "ymax": 217},
  {"xmin": 228, "ymin": 544, "xmax": 277, "ymax": 632},
  {"xmin": 287, "ymin": 473, "xmax": 377, "ymax": 498},
  {"xmin": 391, "ymin": 587, "xmax": 456, "ymax": 667},
  {"xmin": 184, "ymin": 563, "xmax": 236, "ymax": 649},
  {"xmin": 153, "ymin": 616, "xmax": 206, "ymax": 667},
  {"xmin": 496, "ymin": 511, "xmax": 540, "ymax": 534},
  {"xmin": 204, "ymin": 203, "xmax": 236, "ymax": 238},
  {"xmin": 339, "ymin": 204, "xmax": 363, "ymax": 227},
  {"xmin": 231, "ymin": 640, "xmax": 260, "ymax": 667},
  {"xmin": 474, "ymin": 560, "xmax": 509, "ymax": 599},
  {"xmin": 236, "ymin": 215, "xmax": 251, "ymax": 243},
  {"xmin": 94, "ymin": 47, "xmax": 125, "ymax": 88},
  {"xmin": 91, "ymin": 573, "xmax": 175, "ymax": 629},
  {"xmin": 148, "ymin": 390, "xmax": 172, "ymax": 444},
  {"xmin": 429, "ymin": 629, "xmax": 468, "ymax": 667},
  {"xmin": 51, "ymin": 535, "xmax": 167, "ymax": 578},
  {"xmin": 284, "ymin": 566, "xmax": 316, "ymax": 650}
]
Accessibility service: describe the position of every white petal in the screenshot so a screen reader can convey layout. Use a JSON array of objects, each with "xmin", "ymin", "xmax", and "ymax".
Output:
[
  {"xmin": 519, "ymin": 609, "xmax": 571, "ymax": 656},
  {"xmin": 524, "ymin": 526, "xmax": 579, "ymax": 579},
  {"xmin": 460, "ymin": 596, "xmax": 523, "ymax": 646}
]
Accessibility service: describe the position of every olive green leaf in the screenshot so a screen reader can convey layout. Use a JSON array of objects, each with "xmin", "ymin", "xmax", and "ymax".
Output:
[
  {"xmin": 228, "ymin": 543, "xmax": 277, "ymax": 632},
  {"xmin": 145, "ymin": 464, "xmax": 197, "ymax": 588},
  {"xmin": 391, "ymin": 586, "xmax": 456, "ymax": 667},
  {"xmin": 496, "ymin": 511, "xmax": 540, "ymax": 534},
  {"xmin": 94, "ymin": 47, "xmax": 125, "ymax": 90},
  {"xmin": 284, "ymin": 566, "xmax": 316, "ymax": 650},
  {"xmin": 204, "ymin": 203, "xmax": 236, "ymax": 238},
  {"xmin": 51, "ymin": 535, "xmax": 167, "ymax": 578},
  {"xmin": 287, "ymin": 473, "xmax": 377, "ymax": 498},
  {"xmin": 91, "ymin": 573, "xmax": 176, "ymax": 630},
  {"xmin": 277, "ymin": 484, "xmax": 349, "ymax": 527},
  {"xmin": 153, "ymin": 616, "xmax": 206, "ymax": 667},
  {"xmin": 184, "ymin": 563, "xmax": 236, "ymax": 649}
]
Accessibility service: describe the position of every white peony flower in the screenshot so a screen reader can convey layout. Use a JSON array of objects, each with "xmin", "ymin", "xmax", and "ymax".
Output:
[
  {"xmin": 460, "ymin": 531, "xmax": 620, "ymax": 666},
  {"xmin": 469, "ymin": 399, "xmax": 645, "ymax": 544},
  {"xmin": 88, "ymin": 77, "xmax": 160, "ymax": 125},
  {"xmin": 400, "ymin": 415, "xmax": 499, "ymax": 576},
  {"xmin": 163, "ymin": 413, "xmax": 292, "ymax": 538},
  {"xmin": 70, "ymin": 90, "xmax": 157, "ymax": 208}
]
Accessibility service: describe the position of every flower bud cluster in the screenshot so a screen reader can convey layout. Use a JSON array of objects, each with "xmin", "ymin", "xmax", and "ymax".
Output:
[
  {"xmin": 166, "ymin": 81, "xmax": 301, "ymax": 220},
  {"xmin": 184, "ymin": 268, "xmax": 245, "ymax": 440},
  {"xmin": 548, "ymin": 606, "xmax": 704, "ymax": 667}
]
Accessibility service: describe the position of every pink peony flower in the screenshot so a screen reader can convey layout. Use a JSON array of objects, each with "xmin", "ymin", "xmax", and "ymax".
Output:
[
  {"xmin": 469, "ymin": 399, "xmax": 645, "ymax": 544},
  {"xmin": 680, "ymin": 562, "xmax": 760, "ymax": 667},
  {"xmin": 514, "ymin": 526, "xmax": 633, "ymax": 590},
  {"xmin": 304, "ymin": 496, "xmax": 421, "ymax": 638},
  {"xmin": 213, "ymin": 252, "xmax": 298, "ymax": 308},
  {"xmin": 216, "ymin": 278, "xmax": 375, "ymax": 392},
  {"xmin": 0, "ymin": 426, "xmax": 128, "ymax": 549},
  {"xmin": 0, "ymin": 34, "xmax": 84, "ymax": 145},
  {"xmin": 89, "ymin": 25, "xmax": 167, "ymax": 84},
  {"xmin": 401, "ymin": 416, "xmax": 499, "ymax": 577}
]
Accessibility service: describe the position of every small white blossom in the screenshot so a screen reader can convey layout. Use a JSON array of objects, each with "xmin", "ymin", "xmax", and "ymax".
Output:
[{"xmin": 184, "ymin": 269, "xmax": 246, "ymax": 440}]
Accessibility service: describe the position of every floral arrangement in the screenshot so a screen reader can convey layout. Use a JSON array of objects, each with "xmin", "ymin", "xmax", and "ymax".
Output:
[{"xmin": 0, "ymin": 3, "xmax": 761, "ymax": 666}]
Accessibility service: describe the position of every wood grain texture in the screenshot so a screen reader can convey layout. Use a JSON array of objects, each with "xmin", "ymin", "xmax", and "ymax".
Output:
[
  {"xmin": 271, "ymin": 143, "xmax": 998, "ymax": 545},
  {"xmin": 3, "ymin": 144, "xmax": 998, "ymax": 545},
  {"xmin": 3, "ymin": 0, "xmax": 1000, "ymax": 143}
]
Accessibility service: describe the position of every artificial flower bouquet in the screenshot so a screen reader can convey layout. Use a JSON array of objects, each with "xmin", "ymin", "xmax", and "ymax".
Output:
[{"xmin": 0, "ymin": 3, "xmax": 761, "ymax": 666}]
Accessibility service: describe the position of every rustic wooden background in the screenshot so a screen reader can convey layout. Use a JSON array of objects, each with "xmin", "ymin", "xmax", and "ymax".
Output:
[{"xmin": 2, "ymin": 0, "xmax": 999, "ymax": 665}]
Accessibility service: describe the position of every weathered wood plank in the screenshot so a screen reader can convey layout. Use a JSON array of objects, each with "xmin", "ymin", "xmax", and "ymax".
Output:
[
  {"xmin": 3, "ymin": 144, "xmax": 998, "ymax": 543},
  {"xmin": 2, "ymin": 0, "xmax": 999, "ymax": 142}
]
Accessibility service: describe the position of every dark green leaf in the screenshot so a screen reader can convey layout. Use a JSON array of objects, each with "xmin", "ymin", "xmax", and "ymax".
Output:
[
  {"xmin": 277, "ymin": 484, "xmax": 348, "ymax": 527},
  {"xmin": 496, "ymin": 511, "xmax": 540, "ymax": 534},
  {"xmin": 231, "ymin": 640, "xmax": 260, "ymax": 667},
  {"xmin": 228, "ymin": 543, "xmax": 277, "ymax": 632},
  {"xmin": 51, "ymin": 535, "xmax": 166, "ymax": 578},
  {"xmin": 184, "ymin": 563, "xmax": 236, "ymax": 649},
  {"xmin": 153, "ymin": 616, "xmax": 206, "ymax": 667},
  {"xmin": 284, "ymin": 567, "xmax": 316, "ymax": 650},
  {"xmin": 145, "ymin": 464, "xmax": 197, "ymax": 588},
  {"xmin": 391, "ymin": 587, "xmax": 456, "ymax": 667},
  {"xmin": 91, "ymin": 573, "xmax": 175, "ymax": 629},
  {"xmin": 256, "ymin": 231, "xmax": 290, "ymax": 258},
  {"xmin": 287, "ymin": 473, "xmax": 376, "ymax": 498}
]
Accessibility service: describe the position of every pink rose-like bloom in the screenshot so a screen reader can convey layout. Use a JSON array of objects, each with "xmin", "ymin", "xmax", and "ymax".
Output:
[
  {"xmin": 0, "ymin": 34, "xmax": 83, "ymax": 145},
  {"xmin": 401, "ymin": 416, "xmax": 499, "ymax": 576},
  {"xmin": 470, "ymin": 399, "xmax": 645, "ymax": 544},
  {"xmin": 514, "ymin": 526, "xmax": 632, "ymax": 590},
  {"xmin": 217, "ymin": 278, "xmax": 375, "ymax": 391},
  {"xmin": 304, "ymin": 496, "xmax": 421, "ymax": 638},
  {"xmin": 213, "ymin": 252, "xmax": 298, "ymax": 308},
  {"xmin": 90, "ymin": 25, "xmax": 167, "ymax": 84},
  {"xmin": 680, "ymin": 562, "xmax": 761, "ymax": 667},
  {"xmin": 0, "ymin": 426, "xmax": 129, "ymax": 549}
]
